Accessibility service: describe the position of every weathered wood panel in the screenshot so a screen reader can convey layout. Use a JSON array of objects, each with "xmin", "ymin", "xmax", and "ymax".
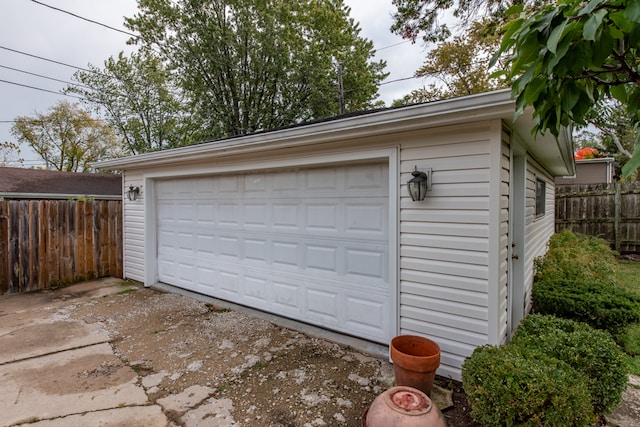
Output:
[
  {"xmin": 556, "ymin": 182, "xmax": 640, "ymax": 253},
  {"xmin": 0, "ymin": 199, "xmax": 122, "ymax": 294}
]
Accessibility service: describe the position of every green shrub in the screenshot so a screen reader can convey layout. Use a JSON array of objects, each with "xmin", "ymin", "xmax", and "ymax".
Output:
[
  {"xmin": 462, "ymin": 344, "xmax": 592, "ymax": 427},
  {"xmin": 535, "ymin": 230, "xmax": 618, "ymax": 285},
  {"xmin": 532, "ymin": 277, "xmax": 640, "ymax": 334},
  {"xmin": 619, "ymin": 322, "xmax": 640, "ymax": 356},
  {"xmin": 512, "ymin": 314, "xmax": 628, "ymax": 414}
]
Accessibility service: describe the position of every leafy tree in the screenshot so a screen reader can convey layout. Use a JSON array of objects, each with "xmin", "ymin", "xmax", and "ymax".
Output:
[
  {"xmin": 125, "ymin": 0, "xmax": 387, "ymax": 140},
  {"xmin": 392, "ymin": 20, "xmax": 508, "ymax": 106},
  {"xmin": 583, "ymin": 102, "xmax": 638, "ymax": 175},
  {"xmin": 0, "ymin": 141, "xmax": 23, "ymax": 167},
  {"xmin": 390, "ymin": 0, "xmax": 541, "ymax": 44},
  {"xmin": 492, "ymin": 0, "xmax": 640, "ymax": 177},
  {"xmin": 68, "ymin": 51, "xmax": 199, "ymax": 155},
  {"xmin": 10, "ymin": 101, "xmax": 120, "ymax": 172}
]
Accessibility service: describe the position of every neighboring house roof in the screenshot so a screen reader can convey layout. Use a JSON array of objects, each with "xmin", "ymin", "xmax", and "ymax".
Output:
[
  {"xmin": 96, "ymin": 90, "xmax": 575, "ymax": 177},
  {"xmin": 0, "ymin": 167, "xmax": 122, "ymax": 199},
  {"xmin": 555, "ymin": 157, "xmax": 618, "ymax": 185}
]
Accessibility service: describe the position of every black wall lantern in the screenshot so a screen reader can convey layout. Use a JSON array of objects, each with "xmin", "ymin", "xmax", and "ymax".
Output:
[
  {"xmin": 407, "ymin": 166, "xmax": 430, "ymax": 201},
  {"xmin": 126, "ymin": 185, "xmax": 140, "ymax": 201}
]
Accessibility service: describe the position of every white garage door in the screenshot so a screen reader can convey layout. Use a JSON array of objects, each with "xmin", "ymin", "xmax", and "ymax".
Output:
[{"xmin": 155, "ymin": 163, "xmax": 392, "ymax": 343}]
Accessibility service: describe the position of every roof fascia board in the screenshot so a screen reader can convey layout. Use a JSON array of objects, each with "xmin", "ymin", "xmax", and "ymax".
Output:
[{"xmin": 96, "ymin": 90, "xmax": 515, "ymax": 170}]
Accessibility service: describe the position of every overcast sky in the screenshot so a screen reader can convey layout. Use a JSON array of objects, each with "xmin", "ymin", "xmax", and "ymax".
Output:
[{"xmin": 0, "ymin": 0, "xmax": 430, "ymax": 166}]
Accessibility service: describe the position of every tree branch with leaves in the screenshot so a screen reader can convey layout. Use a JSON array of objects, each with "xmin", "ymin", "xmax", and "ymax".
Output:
[
  {"xmin": 492, "ymin": 0, "xmax": 640, "ymax": 177},
  {"xmin": 10, "ymin": 101, "xmax": 120, "ymax": 172}
]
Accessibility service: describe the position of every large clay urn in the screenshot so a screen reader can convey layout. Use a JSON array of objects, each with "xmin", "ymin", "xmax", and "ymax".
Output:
[
  {"xmin": 390, "ymin": 335, "xmax": 440, "ymax": 396},
  {"xmin": 362, "ymin": 386, "xmax": 447, "ymax": 427}
]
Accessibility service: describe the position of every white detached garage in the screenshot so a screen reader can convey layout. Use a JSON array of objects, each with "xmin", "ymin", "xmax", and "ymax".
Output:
[{"xmin": 98, "ymin": 90, "xmax": 574, "ymax": 380}]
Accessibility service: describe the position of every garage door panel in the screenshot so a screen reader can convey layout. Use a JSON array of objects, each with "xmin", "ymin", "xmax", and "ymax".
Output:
[
  {"xmin": 346, "ymin": 248, "xmax": 386, "ymax": 279},
  {"xmin": 156, "ymin": 163, "xmax": 391, "ymax": 343},
  {"xmin": 244, "ymin": 276, "xmax": 269, "ymax": 304},
  {"xmin": 306, "ymin": 168, "xmax": 338, "ymax": 190},
  {"xmin": 306, "ymin": 204, "xmax": 339, "ymax": 231},
  {"xmin": 307, "ymin": 288, "xmax": 339, "ymax": 320},
  {"xmin": 219, "ymin": 270, "xmax": 240, "ymax": 296},
  {"xmin": 273, "ymin": 280, "xmax": 302, "ymax": 314},
  {"xmin": 346, "ymin": 204, "xmax": 386, "ymax": 235},
  {"xmin": 219, "ymin": 236, "xmax": 240, "ymax": 258},
  {"xmin": 347, "ymin": 165, "xmax": 386, "ymax": 189},
  {"xmin": 245, "ymin": 173, "xmax": 267, "ymax": 192},
  {"xmin": 305, "ymin": 244, "xmax": 338, "ymax": 272},
  {"xmin": 245, "ymin": 238, "xmax": 269, "ymax": 263},
  {"xmin": 346, "ymin": 297, "xmax": 386, "ymax": 329}
]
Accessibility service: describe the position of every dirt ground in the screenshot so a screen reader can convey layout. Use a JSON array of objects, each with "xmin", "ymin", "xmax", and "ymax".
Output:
[{"xmin": 61, "ymin": 281, "xmax": 478, "ymax": 427}]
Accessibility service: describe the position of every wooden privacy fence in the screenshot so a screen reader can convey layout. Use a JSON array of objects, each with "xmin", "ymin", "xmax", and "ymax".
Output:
[
  {"xmin": 0, "ymin": 199, "xmax": 122, "ymax": 294},
  {"xmin": 555, "ymin": 182, "xmax": 640, "ymax": 253}
]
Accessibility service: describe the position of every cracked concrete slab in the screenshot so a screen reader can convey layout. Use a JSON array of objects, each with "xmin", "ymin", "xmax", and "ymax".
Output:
[
  {"xmin": 180, "ymin": 397, "xmax": 238, "ymax": 427},
  {"xmin": 0, "ymin": 341, "xmax": 149, "ymax": 426},
  {"xmin": 156, "ymin": 384, "xmax": 216, "ymax": 413},
  {"xmin": 0, "ymin": 320, "xmax": 110, "ymax": 364},
  {"xmin": 14, "ymin": 405, "xmax": 168, "ymax": 427}
]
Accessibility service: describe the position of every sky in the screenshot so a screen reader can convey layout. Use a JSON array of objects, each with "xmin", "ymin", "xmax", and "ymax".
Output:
[{"xmin": 0, "ymin": 0, "xmax": 430, "ymax": 167}]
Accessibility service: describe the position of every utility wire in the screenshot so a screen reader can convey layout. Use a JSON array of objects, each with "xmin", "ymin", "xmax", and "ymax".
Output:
[
  {"xmin": 29, "ymin": 0, "xmax": 138, "ymax": 38},
  {"xmin": 0, "ymin": 64, "xmax": 89, "ymax": 89},
  {"xmin": 376, "ymin": 40, "xmax": 411, "ymax": 51},
  {"xmin": 380, "ymin": 75, "xmax": 417, "ymax": 86},
  {"xmin": 0, "ymin": 45, "xmax": 93, "ymax": 73},
  {"xmin": 0, "ymin": 78, "xmax": 82, "ymax": 99}
]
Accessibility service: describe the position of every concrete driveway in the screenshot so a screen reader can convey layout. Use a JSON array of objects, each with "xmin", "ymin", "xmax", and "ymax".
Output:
[
  {"xmin": 2, "ymin": 278, "xmax": 638, "ymax": 427},
  {"xmin": 0, "ymin": 278, "xmax": 402, "ymax": 427},
  {"xmin": 0, "ymin": 278, "xmax": 169, "ymax": 426}
]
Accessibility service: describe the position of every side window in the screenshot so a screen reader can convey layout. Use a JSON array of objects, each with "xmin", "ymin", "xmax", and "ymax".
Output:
[{"xmin": 536, "ymin": 179, "xmax": 546, "ymax": 217}]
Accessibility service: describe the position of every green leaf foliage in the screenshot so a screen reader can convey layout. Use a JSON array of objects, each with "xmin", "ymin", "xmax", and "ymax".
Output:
[
  {"xmin": 462, "ymin": 344, "xmax": 593, "ymax": 426},
  {"xmin": 125, "ymin": 0, "xmax": 387, "ymax": 141},
  {"xmin": 10, "ymin": 101, "xmax": 120, "ymax": 172},
  {"xmin": 619, "ymin": 322, "xmax": 640, "ymax": 356},
  {"xmin": 533, "ymin": 277, "xmax": 640, "ymax": 335},
  {"xmin": 68, "ymin": 51, "xmax": 198, "ymax": 155},
  {"xmin": 496, "ymin": 0, "xmax": 640, "ymax": 176},
  {"xmin": 512, "ymin": 314, "xmax": 628, "ymax": 414},
  {"xmin": 534, "ymin": 230, "xmax": 618, "ymax": 285}
]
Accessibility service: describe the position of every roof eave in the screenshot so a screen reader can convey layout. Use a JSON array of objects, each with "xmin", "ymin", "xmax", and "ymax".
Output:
[
  {"xmin": 96, "ymin": 90, "xmax": 516, "ymax": 170},
  {"xmin": 95, "ymin": 90, "xmax": 574, "ymax": 176}
]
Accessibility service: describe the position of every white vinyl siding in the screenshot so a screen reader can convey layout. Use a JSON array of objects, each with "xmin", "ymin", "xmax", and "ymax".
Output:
[
  {"xmin": 123, "ymin": 170, "xmax": 145, "ymax": 282},
  {"xmin": 498, "ymin": 132, "xmax": 511, "ymax": 345},
  {"xmin": 399, "ymin": 122, "xmax": 493, "ymax": 380},
  {"xmin": 523, "ymin": 158, "xmax": 555, "ymax": 314}
]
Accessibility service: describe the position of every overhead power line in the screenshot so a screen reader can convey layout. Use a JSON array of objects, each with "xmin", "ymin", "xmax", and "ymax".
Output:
[
  {"xmin": 0, "ymin": 64, "xmax": 89, "ymax": 89},
  {"xmin": 0, "ymin": 78, "xmax": 82, "ymax": 99},
  {"xmin": 376, "ymin": 40, "xmax": 411, "ymax": 51},
  {"xmin": 380, "ymin": 75, "xmax": 417, "ymax": 86},
  {"xmin": 29, "ymin": 0, "xmax": 137, "ymax": 38},
  {"xmin": 0, "ymin": 45, "xmax": 92, "ymax": 73}
]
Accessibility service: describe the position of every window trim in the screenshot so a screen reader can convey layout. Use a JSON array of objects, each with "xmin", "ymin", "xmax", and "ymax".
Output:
[{"xmin": 535, "ymin": 178, "xmax": 546, "ymax": 217}]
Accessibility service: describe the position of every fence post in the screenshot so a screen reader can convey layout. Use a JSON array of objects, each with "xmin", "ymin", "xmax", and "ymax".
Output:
[{"xmin": 614, "ymin": 183, "xmax": 621, "ymax": 253}]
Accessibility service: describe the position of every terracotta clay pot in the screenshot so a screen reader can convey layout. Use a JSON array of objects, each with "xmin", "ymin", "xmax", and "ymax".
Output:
[
  {"xmin": 362, "ymin": 386, "xmax": 447, "ymax": 427},
  {"xmin": 390, "ymin": 335, "xmax": 440, "ymax": 396}
]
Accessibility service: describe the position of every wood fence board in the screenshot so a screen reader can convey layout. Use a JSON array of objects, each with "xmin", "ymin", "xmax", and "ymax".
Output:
[
  {"xmin": 0, "ymin": 199, "xmax": 122, "ymax": 294},
  {"xmin": 37, "ymin": 201, "xmax": 47, "ymax": 289},
  {"xmin": 48, "ymin": 201, "xmax": 60, "ymax": 287},
  {"xmin": 86, "ymin": 202, "xmax": 96, "ymax": 276},
  {"xmin": 0, "ymin": 202, "xmax": 8, "ymax": 293},
  {"xmin": 19, "ymin": 201, "xmax": 29, "ymax": 292},
  {"xmin": 556, "ymin": 182, "xmax": 640, "ymax": 253}
]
